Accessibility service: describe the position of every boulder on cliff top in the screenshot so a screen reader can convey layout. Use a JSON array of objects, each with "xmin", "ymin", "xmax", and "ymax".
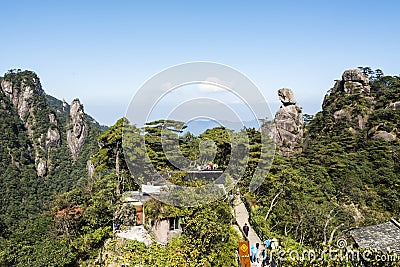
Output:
[
  {"xmin": 342, "ymin": 69, "xmax": 369, "ymax": 85},
  {"xmin": 278, "ymin": 88, "xmax": 297, "ymax": 106}
]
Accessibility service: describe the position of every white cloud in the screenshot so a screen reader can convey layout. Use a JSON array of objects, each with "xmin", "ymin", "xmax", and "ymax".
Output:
[{"xmin": 197, "ymin": 77, "xmax": 234, "ymax": 93}]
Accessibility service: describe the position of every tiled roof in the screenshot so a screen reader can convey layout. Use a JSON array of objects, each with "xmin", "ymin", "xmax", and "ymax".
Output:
[{"xmin": 350, "ymin": 219, "xmax": 400, "ymax": 253}]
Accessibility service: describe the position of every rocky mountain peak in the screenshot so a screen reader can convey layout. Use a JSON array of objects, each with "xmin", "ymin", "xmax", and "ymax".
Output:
[
  {"xmin": 0, "ymin": 71, "xmax": 44, "ymax": 121},
  {"xmin": 1, "ymin": 69, "xmax": 102, "ymax": 180},
  {"xmin": 313, "ymin": 68, "xmax": 398, "ymax": 142},
  {"xmin": 67, "ymin": 99, "xmax": 88, "ymax": 161},
  {"xmin": 331, "ymin": 68, "xmax": 371, "ymax": 95},
  {"xmin": 0, "ymin": 71, "xmax": 54, "ymax": 176},
  {"xmin": 320, "ymin": 69, "xmax": 376, "ymax": 132}
]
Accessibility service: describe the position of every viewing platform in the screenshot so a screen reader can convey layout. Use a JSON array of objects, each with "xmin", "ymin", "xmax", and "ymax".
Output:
[{"xmin": 186, "ymin": 170, "xmax": 223, "ymax": 174}]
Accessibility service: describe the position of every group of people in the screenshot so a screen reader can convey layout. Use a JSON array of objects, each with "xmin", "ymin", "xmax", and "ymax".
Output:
[
  {"xmin": 242, "ymin": 223, "xmax": 279, "ymax": 267},
  {"xmin": 196, "ymin": 162, "xmax": 218, "ymax": 171},
  {"xmin": 249, "ymin": 242, "xmax": 278, "ymax": 267}
]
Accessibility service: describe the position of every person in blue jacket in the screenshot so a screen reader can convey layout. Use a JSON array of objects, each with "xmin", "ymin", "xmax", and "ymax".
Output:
[{"xmin": 250, "ymin": 242, "xmax": 260, "ymax": 263}]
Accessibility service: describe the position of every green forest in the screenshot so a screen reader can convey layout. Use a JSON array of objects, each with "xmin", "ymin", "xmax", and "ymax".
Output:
[{"xmin": 0, "ymin": 68, "xmax": 399, "ymax": 266}]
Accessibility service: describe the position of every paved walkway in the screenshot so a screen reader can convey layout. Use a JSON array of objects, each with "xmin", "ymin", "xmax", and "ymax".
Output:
[{"xmin": 234, "ymin": 195, "xmax": 263, "ymax": 266}]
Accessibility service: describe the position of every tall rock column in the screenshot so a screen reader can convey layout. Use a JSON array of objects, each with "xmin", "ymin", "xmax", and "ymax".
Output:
[
  {"xmin": 274, "ymin": 88, "xmax": 303, "ymax": 155},
  {"xmin": 67, "ymin": 99, "xmax": 88, "ymax": 161}
]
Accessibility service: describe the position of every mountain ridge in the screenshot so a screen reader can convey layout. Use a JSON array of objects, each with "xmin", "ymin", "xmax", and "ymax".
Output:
[{"xmin": 0, "ymin": 69, "xmax": 104, "ymax": 232}]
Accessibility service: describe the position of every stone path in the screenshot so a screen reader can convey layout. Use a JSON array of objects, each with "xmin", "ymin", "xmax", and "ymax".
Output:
[{"xmin": 234, "ymin": 195, "xmax": 263, "ymax": 266}]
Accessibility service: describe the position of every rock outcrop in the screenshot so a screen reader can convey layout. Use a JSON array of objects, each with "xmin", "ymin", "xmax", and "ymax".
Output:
[
  {"xmin": 46, "ymin": 128, "xmax": 61, "ymax": 147},
  {"xmin": 273, "ymin": 88, "xmax": 303, "ymax": 155},
  {"xmin": 67, "ymin": 99, "xmax": 88, "ymax": 161},
  {"xmin": 323, "ymin": 69, "xmax": 373, "ymax": 131},
  {"xmin": 1, "ymin": 69, "xmax": 100, "ymax": 179},
  {"xmin": 368, "ymin": 123, "xmax": 397, "ymax": 142},
  {"xmin": 87, "ymin": 160, "xmax": 95, "ymax": 178},
  {"xmin": 0, "ymin": 72, "xmax": 51, "ymax": 176},
  {"xmin": 333, "ymin": 69, "xmax": 371, "ymax": 95},
  {"xmin": 0, "ymin": 77, "xmax": 44, "ymax": 121},
  {"xmin": 387, "ymin": 101, "xmax": 400, "ymax": 110},
  {"xmin": 278, "ymin": 88, "xmax": 297, "ymax": 105},
  {"xmin": 36, "ymin": 158, "xmax": 47, "ymax": 177},
  {"xmin": 49, "ymin": 113, "xmax": 57, "ymax": 125},
  {"xmin": 371, "ymin": 131, "xmax": 396, "ymax": 141},
  {"xmin": 318, "ymin": 68, "xmax": 398, "ymax": 142}
]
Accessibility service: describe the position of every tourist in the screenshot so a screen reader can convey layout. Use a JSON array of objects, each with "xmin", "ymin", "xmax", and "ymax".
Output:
[
  {"xmin": 264, "ymin": 238, "xmax": 272, "ymax": 250},
  {"xmin": 250, "ymin": 242, "xmax": 260, "ymax": 263},
  {"xmin": 235, "ymin": 248, "xmax": 242, "ymax": 267},
  {"xmin": 270, "ymin": 256, "xmax": 278, "ymax": 267},
  {"xmin": 243, "ymin": 223, "xmax": 249, "ymax": 237},
  {"xmin": 270, "ymin": 238, "xmax": 279, "ymax": 250},
  {"xmin": 261, "ymin": 248, "xmax": 268, "ymax": 266}
]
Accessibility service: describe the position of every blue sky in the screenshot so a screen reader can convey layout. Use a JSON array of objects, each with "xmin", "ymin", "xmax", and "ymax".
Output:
[{"xmin": 1, "ymin": 0, "xmax": 400, "ymax": 125}]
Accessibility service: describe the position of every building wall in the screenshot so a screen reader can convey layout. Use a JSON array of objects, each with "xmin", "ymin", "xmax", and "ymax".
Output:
[{"xmin": 151, "ymin": 219, "xmax": 182, "ymax": 244}]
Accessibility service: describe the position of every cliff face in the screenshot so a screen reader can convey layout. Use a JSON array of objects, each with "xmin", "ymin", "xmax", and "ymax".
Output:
[
  {"xmin": 0, "ymin": 71, "xmax": 54, "ymax": 176},
  {"xmin": 67, "ymin": 99, "xmax": 89, "ymax": 161},
  {"xmin": 0, "ymin": 70, "xmax": 96, "ymax": 177},
  {"xmin": 0, "ymin": 76, "xmax": 43, "ymax": 121}
]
